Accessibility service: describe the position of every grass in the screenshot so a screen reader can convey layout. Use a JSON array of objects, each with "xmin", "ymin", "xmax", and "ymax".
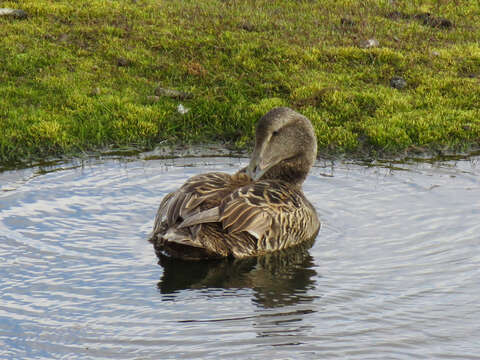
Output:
[{"xmin": 1, "ymin": 0, "xmax": 480, "ymax": 165}]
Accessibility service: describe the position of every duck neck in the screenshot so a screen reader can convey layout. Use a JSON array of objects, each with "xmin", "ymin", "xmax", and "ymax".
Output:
[{"xmin": 261, "ymin": 155, "xmax": 310, "ymax": 187}]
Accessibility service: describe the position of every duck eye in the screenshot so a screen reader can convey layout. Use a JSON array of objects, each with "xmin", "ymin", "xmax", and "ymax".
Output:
[{"xmin": 272, "ymin": 130, "xmax": 279, "ymax": 137}]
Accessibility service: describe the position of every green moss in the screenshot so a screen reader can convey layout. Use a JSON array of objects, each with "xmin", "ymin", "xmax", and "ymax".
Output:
[{"xmin": 1, "ymin": 0, "xmax": 480, "ymax": 165}]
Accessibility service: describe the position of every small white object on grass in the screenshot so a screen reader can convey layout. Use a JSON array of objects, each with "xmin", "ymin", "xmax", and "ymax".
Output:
[
  {"xmin": 177, "ymin": 104, "xmax": 189, "ymax": 115},
  {"xmin": 0, "ymin": 8, "xmax": 28, "ymax": 18},
  {"xmin": 360, "ymin": 39, "xmax": 379, "ymax": 49}
]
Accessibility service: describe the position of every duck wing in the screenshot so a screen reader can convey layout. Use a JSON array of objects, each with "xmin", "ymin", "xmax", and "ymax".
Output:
[
  {"xmin": 173, "ymin": 180, "xmax": 319, "ymax": 258},
  {"xmin": 151, "ymin": 171, "xmax": 251, "ymax": 231},
  {"xmin": 149, "ymin": 171, "xmax": 252, "ymax": 257}
]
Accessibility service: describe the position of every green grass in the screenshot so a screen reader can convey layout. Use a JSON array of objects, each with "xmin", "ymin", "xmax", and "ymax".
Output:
[{"xmin": 1, "ymin": 0, "xmax": 480, "ymax": 165}]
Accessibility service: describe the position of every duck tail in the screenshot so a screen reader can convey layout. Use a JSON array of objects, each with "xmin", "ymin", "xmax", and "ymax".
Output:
[{"xmin": 152, "ymin": 228, "xmax": 223, "ymax": 261}]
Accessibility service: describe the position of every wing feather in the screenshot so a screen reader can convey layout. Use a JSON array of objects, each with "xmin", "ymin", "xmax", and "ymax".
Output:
[
  {"xmin": 178, "ymin": 207, "xmax": 220, "ymax": 228},
  {"xmin": 221, "ymin": 203, "xmax": 251, "ymax": 230},
  {"xmin": 167, "ymin": 192, "xmax": 185, "ymax": 226},
  {"xmin": 152, "ymin": 171, "xmax": 252, "ymax": 233},
  {"xmin": 218, "ymin": 181, "xmax": 299, "ymax": 242},
  {"xmin": 150, "ymin": 172, "xmax": 319, "ymax": 259}
]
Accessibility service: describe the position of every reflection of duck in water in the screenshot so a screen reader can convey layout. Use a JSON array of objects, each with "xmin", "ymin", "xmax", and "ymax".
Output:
[
  {"xmin": 158, "ymin": 239, "xmax": 318, "ymax": 308},
  {"xmin": 149, "ymin": 107, "xmax": 320, "ymax": 260}
]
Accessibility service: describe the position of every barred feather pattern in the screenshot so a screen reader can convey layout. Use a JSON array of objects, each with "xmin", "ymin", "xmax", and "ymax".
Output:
[
  {"xmin": 222, "ymin": 181, "xmax": 320, "ymax": 254},
  {"xmin": 149, "ymin": 172, "xmax": 320, "ymax": 260}
]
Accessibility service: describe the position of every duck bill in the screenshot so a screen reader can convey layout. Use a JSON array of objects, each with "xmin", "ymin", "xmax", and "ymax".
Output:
[
  {"xmin": 246, "ymin": 163, "xmax": 266, "ymax": 181},
  {"xmin": 247, "ymin": 154, "xmax": 278, "ymax": 181}
]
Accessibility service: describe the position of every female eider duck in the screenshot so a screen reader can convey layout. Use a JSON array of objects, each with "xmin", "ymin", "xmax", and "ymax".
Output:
[{"xmin": 149, "ymin": 107, "xmax": 320, "ymax": 260}]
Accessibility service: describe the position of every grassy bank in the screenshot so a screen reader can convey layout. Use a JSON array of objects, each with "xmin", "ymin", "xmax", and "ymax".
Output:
[{"xmin": 1, "ymin": 0, "xmax": 479, "ymax": 165}]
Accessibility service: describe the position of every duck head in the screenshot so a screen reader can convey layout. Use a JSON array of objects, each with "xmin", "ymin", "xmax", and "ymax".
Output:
[{"xmin": 247, "ymin": 107, "xmax": 317, "ymax": 185}]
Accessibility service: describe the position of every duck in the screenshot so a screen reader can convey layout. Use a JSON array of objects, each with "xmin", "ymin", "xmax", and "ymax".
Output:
[{"xmin": 149, "ymin": 107, "xmax": 320, "ymax": 260}]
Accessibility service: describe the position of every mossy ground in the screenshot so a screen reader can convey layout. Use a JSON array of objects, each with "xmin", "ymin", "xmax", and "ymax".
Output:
[{"xmin": 1, "ymin": 0, "xmax": 479, "ymax": 165}]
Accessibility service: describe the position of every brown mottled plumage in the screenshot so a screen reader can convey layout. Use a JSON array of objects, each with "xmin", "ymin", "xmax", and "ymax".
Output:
[{"xmin": 149, "ymin": 107, "xmax": 320, "ymax": 260}]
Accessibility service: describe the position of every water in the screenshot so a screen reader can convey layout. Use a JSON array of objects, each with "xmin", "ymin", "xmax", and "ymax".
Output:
[{"xmin": 0, "ymin": 152, "xmax": 479, "ymax": 359}]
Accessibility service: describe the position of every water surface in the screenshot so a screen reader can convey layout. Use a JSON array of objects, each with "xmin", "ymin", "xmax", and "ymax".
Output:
[{"xmin": 1, "ymin": 153, "xmax": 479, "ymax": 359}]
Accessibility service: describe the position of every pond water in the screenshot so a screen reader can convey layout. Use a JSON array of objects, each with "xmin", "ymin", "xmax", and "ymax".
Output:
[{"xmin": 0, "ymin": 151, "xmax": 479, "ymax": 359}]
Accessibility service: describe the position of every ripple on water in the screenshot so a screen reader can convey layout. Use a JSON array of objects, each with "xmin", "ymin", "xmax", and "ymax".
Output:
[{"xmin": 0, "ymin": 154, "xmax": 479, "ymax": 359}]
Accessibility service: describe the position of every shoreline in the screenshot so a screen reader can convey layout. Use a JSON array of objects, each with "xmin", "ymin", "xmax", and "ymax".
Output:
[{"xmin": 1, "ymin": 142, "xmax": 479, "ymax": 174}]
